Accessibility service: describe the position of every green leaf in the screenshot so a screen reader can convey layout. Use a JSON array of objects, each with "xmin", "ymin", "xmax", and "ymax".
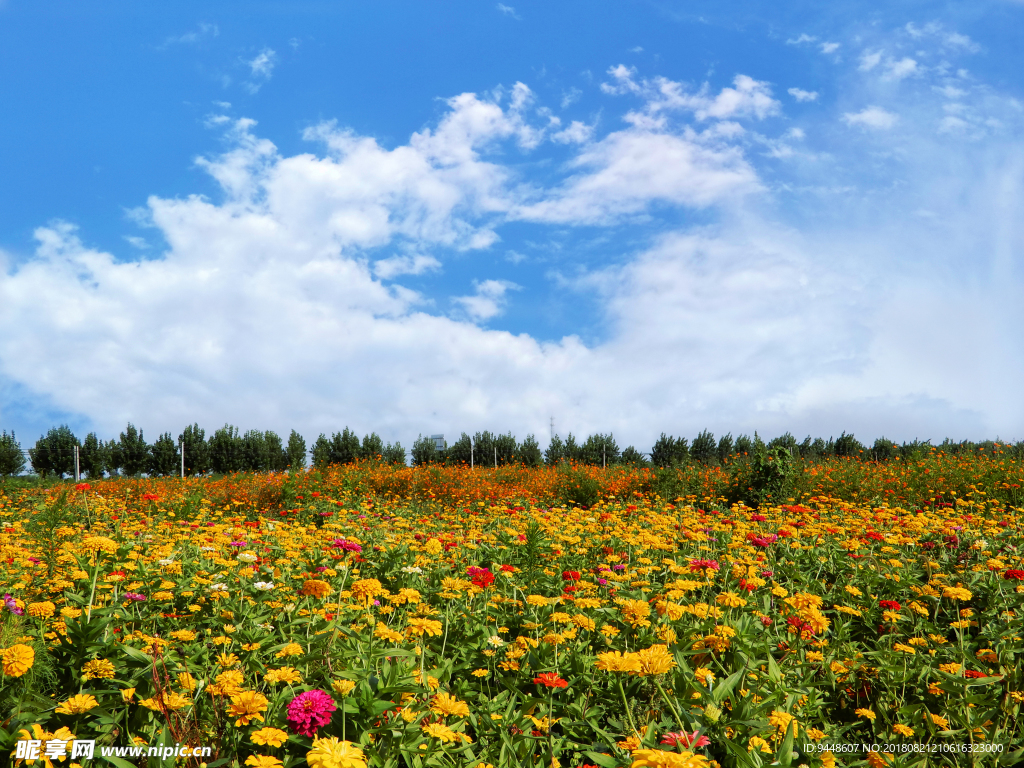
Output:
[{"xmin": 582, "ymin": 751, "xmax": 619, "ymax": 768}]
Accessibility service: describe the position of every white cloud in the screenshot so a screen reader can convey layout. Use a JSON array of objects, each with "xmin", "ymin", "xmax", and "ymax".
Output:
[
  {"xmin": 560, "ymin": 87, "xmax": 582, "ymax": 109},
  {"xmin": 244, "ymin": 49, "xmax": 277, "ymax": 93},
  {"xmin": 859, "ymin": 50, "xmax": 884, "ymax": 71},
  {"xmin": 373, "ymin": 253, "xmax": 442, "ymax": 279},
  {"xmin": 786, "ymin": 34, "xmax": 817, "ymax": 45},
  {"xmin": 820, "ymin": 42, "xmax": 840, "ymax": 54},
  {"xmin": 160, "ymin": 23, "xmax": 218, "ymax": 48},
  {"xmin": 842, "ymin": 106, "xmax": 898, "ymax": 129},
  {"xmin": 788, "ymin": 87, "xmax": 819, "ymax": 102},
  {"xmin": 884, "ymin": 57, "xmax": 919, "ymax": 81},
  {"xmin": 452, "ymin": 279, "xmax": 519, "ymax": 321},
  {"xmin": 552, "ymin": 120, "xmax": 594, "ymax": 144},
  {"xmin": 496, "ymin": 3, "xmax": 520, "ymax": 18},
  {"xmin": 123, "ymin": 236, "xmax": 150, "ymax": 250},
  {"xmin": 629, "ymin": 46, "xmax": 644, "ymax": 54}
]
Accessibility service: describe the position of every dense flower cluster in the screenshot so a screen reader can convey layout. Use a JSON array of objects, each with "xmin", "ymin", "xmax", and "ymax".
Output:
[{"xmin": 0, "ymin": 456, "xmax": 1022, "ymax": 767}]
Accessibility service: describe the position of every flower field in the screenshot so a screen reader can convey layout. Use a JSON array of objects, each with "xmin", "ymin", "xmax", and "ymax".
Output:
[{"xmin": 1, "ymin": 454, "xmax": 1024, "ymax": 768}]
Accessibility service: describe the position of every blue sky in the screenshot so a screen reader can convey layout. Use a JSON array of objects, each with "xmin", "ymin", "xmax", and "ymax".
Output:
[{"xmin": 1, "ymin": 0, "xmax": 1023, "ymax": 452}]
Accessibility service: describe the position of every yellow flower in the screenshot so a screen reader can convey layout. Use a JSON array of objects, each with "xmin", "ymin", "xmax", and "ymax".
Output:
[
  {"xmin": 406, "ymin": 617, "xmax": 443, "ymax": 637},
  {"xmin": 178, "ymin": 672, "xmax": 198, "ymax": 691},
  {"xmin": 170, "ymin": 630, "xmax": 197, "ymax": 642},
  {"xmin": 892, "ymin": 723, "xmax": 915, "ymax": 737},
  {"xmin": 938, "ymin": 663, "xmax": 962, "ymax": 675},
  {"xmin": 245, "ymin": 757, "xmax": 283, "ymax": 768},
  {"xmin": 227, "ymin": 690, "xmax": 269, "ymax": 726},
  {"xmin": 942, "ymin": 586, "xmax": 972, "ymax": 601},
  {"xmin": 121, "ymin": 688, "xmax": 136, "ymax": 702},
  {"xmin": 855, "ymin": 708, "xmax": 876, "ymax": 721},
  {"xmin": 307, "ymin": 737, "xmax": 367, "ymax": 768},
  {"xmin": 620, "ymin": 599, "xmax": 652, "ymax": 628},
  {"xmin": 630, "ymin": 749, "xmax": 710, "ymax": 768},
  {"xmin": 768, "ymin": 709, "xmax": 797, "ymax": 737},
  {"xmin": 300, "ymin": 579, "xmax": 333, "ymax": 599},
  {"xmin": 928, "ymin": 713, "xmax": 950, "ymax": 729},
  {"xmin": 83, "ymin": 658, "xmax": 115, "ymax": 680},
  {"xmin": 716, "ymin": 592, "xmax": 746, "ymax": 609},
  {"xmin": 264, "ymin": 667, "xmax": 303, "ymax": 685},
  {"xmin": 332, "ymin": 679, "xmax": 357, "ymax": 696},
  {"xmin": 251, "ymin": 727, "xmax": 289, "ymax": 747},
  {"xmin": 350, "ymin": 579, "xmax": 383, "ymax": 603},
  {"xmin": 595, "ymin": 650, "xmax": 641, "ymax": 673},
  {"xmin": 694, "ymin": 667, "xmax": 715, "ymax": 686},
  {"xmin": 617, "ymin": 735, "xmax": 642, "ymax": 751},
  {"xmin": 472, "ymin": 668, "xmax": 489, "ymax": 677},
  {"xmin": 628, "ymin": 644, "xmax": 675, "ymax": 677},
  {"xmin": 139, "ymin": 691, "xmax": 192, "ymax": 711},
  {"xmin": 422, "ymin": 722, "xmax": 460, "ymax": 743},
  {"xmin": 747, "ymin": 736, "xmax": 772, "ymax": 754},
  {"xmin": 217, "ymin": 652, "xmax": 241, "ymax": 667},
  {"xmin": 431, "ymin": 692, "xmax": 470, "ymax": 717},
  {"xmin": 424, "ymin": 538, "xmax": 443, "ymax": 555},
  {"xmin": 27, "ymin": 601, "xmax": 56, "ymax": 619},
  {"xmin": 275, "ymin": 642, "xmax": 304, "ymax": 658},
  {"xmin": 55, "ymin": 693, "xmax": 99, "ymax": 715},
  {"xmin": 1, "ymin": 644, "xmax": 35, "ymax": 677}
]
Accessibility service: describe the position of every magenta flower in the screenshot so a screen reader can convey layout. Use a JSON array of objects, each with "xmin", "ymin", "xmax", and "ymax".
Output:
[
  {"xmin": 286, "ymin": 689, "xmax": 337, "ymax": 736},
  {"xmin": 689, "ymin": 558, "xmax": 720, "ymax": 572}
]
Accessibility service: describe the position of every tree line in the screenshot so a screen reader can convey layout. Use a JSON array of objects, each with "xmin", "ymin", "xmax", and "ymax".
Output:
[{"xmin": 1, "ymin": 424, "xmax": 1021, "ymax": 478}]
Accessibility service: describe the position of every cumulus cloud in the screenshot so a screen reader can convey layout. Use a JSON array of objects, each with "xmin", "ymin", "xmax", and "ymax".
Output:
[
  {"xmin": 452, "ymin": 279, "xmax": 519, "ymax": 321},
  {"xmin": 160, "ymin": 22, "xmax": 218, "ymax": 48},
  {"xmin": 884, "ymin": 57, "xmax": 919, "ymax": 81},
  {"xmin": 496, "ymin": 3, "xmax": 519, "ymax": 18},
  {"xmin": 843, "ymin": 106, "xmax": 898, "ymax": 129},
  {"xmin": 244, "ymin": 49, "xmax": 277, "ymax": 92},
  {"xmin": 859, "ymin": 50, "xmax": 884, "ymax": 72},
  {"xmin": 373, "ymin": 253, "xmax": 442, "ymax": 279},
  {"xmin": 2, "ymin": 53, "xmax": 1023, "ymax": 447},
  {"xmin": 820, "ymin": 42, "xmax": 840, "ymax": 54},
  {"xmin": 788, "ymin": 88, "xmax": 819, "ymax": 102}
]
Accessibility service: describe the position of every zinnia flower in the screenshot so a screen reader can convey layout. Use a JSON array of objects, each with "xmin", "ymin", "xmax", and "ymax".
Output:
[
  {"xmin": 431, "ymin": 692, "xmax": 471, "ymax": 717},
  {"xmin": 228, "ymin": 690, "xmax": 270, "ymax": 726},
  {"xmin": 55, "ymin": 693, "xmax": 99, "ymax": 714},
  {"xmin": 631, "ymin": 748, "xmax": 710, "ymax": 767},
  {"xmin": 251, "ymin": 727, "xmax": 289, "ymax": 747},
  {"xmin": 660, "ymin": 730, "xmax": 711, "ymax": 748},
  {"xmin": 533, "ymin": 672, "xmax": 569, "ymax": 688},
  {"xmin": 307, "ymin": 737, "xmax": 367, "ymax": 768},
  {"xmin": 286, "ymin": 689, "xmax": 337, "ymax": 736},
  {"xmin": 245, "ymin": 757, "xmax": 283, "ymax": 768},
  {"xmin": 1, "ymin": 643, "xmax": 34, "ymax": 676}
]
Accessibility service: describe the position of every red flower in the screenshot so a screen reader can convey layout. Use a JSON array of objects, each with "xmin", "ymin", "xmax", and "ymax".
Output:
[
  {"xmin": 562, "ymin": 570, "xmax": 581, "ymax": 582},
  {"xmin": 74, "ymin": 483, "xmax": 91, "ymax": 492},
  {"xmin": 879, "ymin": 600, "xmax": 901, "ymax": 611},
  {"xmin": 500, "ymin": 564, "xmax": 515, "ymax": 573},
  {"xmin": 533, "ymin": 673, "xmax": 568, "ymax": 689},
  {"xmin": 1004, "ymin": 569, "xmax": 1024, "ymax": 581},
  {"xmin": 964, "ymin": 670, "xmax": 987, "ymax": 679},
  {"xmin": 141, "ymin": 493, "xmax": 160, "ymax": 501},
  {"xmin": 661, "ymin": 730, "xmax": 711, "ymax": 748}
]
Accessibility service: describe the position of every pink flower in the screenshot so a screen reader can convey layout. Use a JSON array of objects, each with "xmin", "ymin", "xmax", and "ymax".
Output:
[
  {"xmin": 660, "ymin": 730, "xmax": 711, "ymax": 748},
  {"xmin": 689, "ymin": 558, "xmax": 720, "ymax": 572},
  {"xmin": 286, "ymin": 689, "xmax": 337, "ymax": 736}
]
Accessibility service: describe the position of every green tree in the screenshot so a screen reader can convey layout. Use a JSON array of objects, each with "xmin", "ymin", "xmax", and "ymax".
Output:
[
  {"xmin": 328, "ymin": 428, "xmax": 361, "ymax": 465},
  {"xmin": 580, "ymin": 433, "xmax": 620, "ymax": 466},
  {"xmin": 118, "ymin": 423, "xmax": 149, "ymax": 476},
  {"xmin": 0, "ymin": 431, "xmax": 26, "ymax": 477},
  {"xmin": 871, "ymin": 437, "xmax": 899, "ymax": 461},
  {"xmin": 29, "ymin": 425, "xmax": 79, "ymax": 478},
  {"xmin": 209, "ymin": 424, "xmax": 244, "ymax": 474},
  {"xmin": 285, "ymin": 430, "xmax": 307, "ymax": 469},
  {"xmin": 716, "ymin": 433, "xmax": 734, "ymax": 464},
  {"xmin": 446, "ymin": 433, "xmax": 473, "ymax": 465},
  {"xmin": 734, "ymin": 434, "xmax": 753, "ymax": 456},
  {"xmin": 650, "ymin": 433, "xmax": 688, "ymax": 467},
  {"xmin": 472, "ymin": 431, "xmax": 496, "ymax": 467},
  {"xmin": 79, "ymin": 432, "xmax": 108, "ymax": 478},
  {"xmin": 544, "ymin": 435, "xmax": 565, "ymax": 465},
  {"xmin": 149, "ymin": 432, "xmax": 180, "ymax": 476},
  {"xmin": 411, "ymin": 435, "xmax": 442, "ymax": 466},
  {"xmin": 360, "ymin": 432, "xmax": 384, "ymax": 461},
  {"xmin": 833, "ymin": 431, "xmax": 865, "ymax": 458},
  {"xmin": 517, "ymin": 434, "xmax": 542, "ymax": 466},
  {"xmin": 691, "ymin": 430, "xmax": 717, "ymax": 465},
  {"xmin": 106, "ymin": 438, "xmax": 123, "ymax": 476},
  {"xmin": 241, "ymin": 429, "xmax": 276, "ymax": 472},
  {"xmin": 311, "ymin": 434, "xmax": 332, "ymax": 469},
  {"xmin": 382, "ymin": 441, "xmax": 406, "ymax": 465},
  {"xmin": 179, "ymin": 424, "xmax": 211, "ymax": 476},
  {"xmin": 620, "ymin": 445, "xmax": 647, "ymax": 466}
]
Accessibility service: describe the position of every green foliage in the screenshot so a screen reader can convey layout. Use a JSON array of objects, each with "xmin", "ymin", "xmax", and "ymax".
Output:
[
  {"xmin": 179, "ymin": 423, "xmax": 211, "ymax": 476},
  {"xmin": 148, "ymin": 431, "xmax": 180, "ymax": 476},
  {"xmin": 716, "ymin": 432, "xmax": 734, "ymax": 464},
  {"xmin": 28, "ymin": 425, "xmax": 79, "ymax": 478},
  {"xmin": 734, "ymin": 434, "xmax": 753, "ymax": 455},
  {"xmin": 286, "ymin": 429, "xmax": 307, "ymax": 469},
  {"xmin": 579, "ymin": 433, "xmax": 620, "ymax": 466},
  {"xmin": 312, "ymin": 428, "xmax": 363, "ymax": 468},
  {"xmin": 0, "ymin": 430, "xmax": 25, "ymax": 477},
  {"xmin": 517, "ymin": 434, "xmax": 542, "ymax": 466},
  {"xmin": 79, "ymin": 432, "xmax": 108, "ymax": 478},
  {"xmin": 650, "ymin": 433, "xmax": 688, "ymax": 467},
  {"xmin": 731, "ymin": 433, "xmax": 795, "ymax": 506},
  {"xmin": 691, "ymin": 429, "xmax": 717, "ymax": 465},
  {"xmin": 833, "ymin": 431, "xmax": 865, "ymax": 457},
  {"xmin": 360, "ymin": 432, "xmax": 384, "ymax": 460},
  {"xmin": 381, "ymin": 440, "xmax": 407, "ymax": 465},
  {"xmin": 410, "ymin": 434, "xmax": 442, "ymax": 466},
  {"xmin": 552, "ymin": 461, "xmax": 601, "ymax": 507},
  {"xmin": 870, "ymin": 437, "xmax": 899, "ymax": 461},
  {"xmin": 543, "ymin": 434, "xmax": 565, "ymax": 465},
  {"xmin": 620, "ymin": 445, "xmax": 647, "ymax": 466},
  {"xmin": 446, "ymin": 433, "xmax": 473, "ymax": 465},
  {"xmin": 209, "ymin": 424, "xmax": 243, "ymax": 474},
  {"xmin": 118, "ymin": 422, "xmax": 149, "ymax": 476}
]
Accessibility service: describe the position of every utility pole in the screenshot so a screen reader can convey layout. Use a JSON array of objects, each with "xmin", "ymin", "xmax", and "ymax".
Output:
[
  {"xmin": 470, "ymin": 436, "xmax": 473, "ymax": 469},
  {"xmin": 74, "ymin": 445, "xmax": 80, "ymax": 481},
  {"xmin": 603, "ymin": 444, "xmax": 606, "ymax": 469},
  {"xmin": 494, "ymin": 446, "xmax": 497, "ymax": 468},
  {"xmin": 180, "ymin": 438, "xmax": 185, "ymax": 478}
]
